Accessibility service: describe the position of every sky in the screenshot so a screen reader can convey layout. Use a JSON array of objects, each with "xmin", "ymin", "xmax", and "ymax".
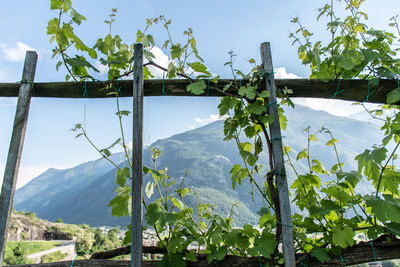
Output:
[{"xmin": 0, "ymin": 0, "xmax": 399, "ymax": 188}]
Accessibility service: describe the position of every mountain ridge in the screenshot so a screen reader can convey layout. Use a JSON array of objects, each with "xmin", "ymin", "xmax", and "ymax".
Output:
[{"xmin": 14, "ymin": 104, "xmax": 383, "ymax": 226}]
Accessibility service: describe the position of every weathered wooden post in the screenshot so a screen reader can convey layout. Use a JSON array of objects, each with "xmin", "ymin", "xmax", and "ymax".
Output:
[
  {"xmin": 0, "ymin": 51, "xmax": 38, "ymax": 266},
  {"xmin": 132, "ymin": 43, "xmax": 144, "ymax": 267},
  {"xmin": 260, "ymin": 42, "xmax": 295, "ymax": 266}
]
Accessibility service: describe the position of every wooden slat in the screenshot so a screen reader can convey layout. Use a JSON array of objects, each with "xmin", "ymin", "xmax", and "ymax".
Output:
[
  {"xmin": 0, "ymin": 79, "xmax": 398, "ymax": 103},
  {"xmin": 0, "ymin": 51, "xmax": 38, "ymax": 266},
  {"xmin": 7, "ymin": 238, "xmax": 400, "ymax": 266},
  {"xmin": 261, "ymin": 42, "xmax": 295, "ymax": 267},
  {"xmin": 131, "ymin": 44, "xmax": 144, "ymax": 267}
]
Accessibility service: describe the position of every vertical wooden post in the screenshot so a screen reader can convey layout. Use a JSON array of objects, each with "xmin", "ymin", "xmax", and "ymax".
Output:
[
  {"xmin": 0, "ymin": 51, "xmax": 38, "ymax": 266},
  {"xmin": 131, "ymin": 43, "xmax": 144, "ymax": 267},
  {"xmin": 260, "ymin": 42, "xmax": 295, "ymax": 267}
]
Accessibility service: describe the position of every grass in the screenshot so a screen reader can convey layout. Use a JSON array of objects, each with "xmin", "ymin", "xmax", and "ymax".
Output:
[
  {"xmin": 5, "ymin": 241, "xmax": 61, "ymax": 256},
  {"xmin": 41, "ymin": 250, "xmax": 67, "ymax": 263}
]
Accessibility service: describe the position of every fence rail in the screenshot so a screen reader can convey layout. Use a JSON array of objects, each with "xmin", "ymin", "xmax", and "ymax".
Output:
[{"xmin": 0, "ymin": 79, "xmax": 398, "ymax": 103}]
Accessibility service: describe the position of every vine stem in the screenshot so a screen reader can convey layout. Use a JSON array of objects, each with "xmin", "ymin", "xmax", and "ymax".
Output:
[
  {"xmin": 375, "ymin": 139, "xmax": 400, "ymax": 196},
  {"xmin": 56, "ymin": 10, "xmax": 78, "ymax": 82},
  {"xmin": 115, "ymin": 93, "xmax": 132, "ymax": 168},
  {"xmin": 233, "ymin": 132, "xmax": 274, "ymax": 209}
]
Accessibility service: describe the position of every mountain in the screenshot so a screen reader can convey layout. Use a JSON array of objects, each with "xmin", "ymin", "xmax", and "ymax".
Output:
[{"xmin": 14, "ymin": 104, "xmax": 383, "ymax": 227}]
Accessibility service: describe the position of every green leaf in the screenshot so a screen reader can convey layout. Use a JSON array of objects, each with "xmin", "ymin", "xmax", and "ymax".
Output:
[
  {"xmin": 311, "ymin": 247, "xmax": 330, "ymax": 263},
  {"xmin": 108, "ymin": 186, "xmax": 131, "ymax": 217},
  {"xmin": 115, "ymin": 167, "xmax": 130, "ymax": 187},
  {"xmin": 187, "ymin": 80, "xmax": 206, "ymax": 95},
  {"xmin": 185, "ymin": 252, "xmax": 198, "ymax": 262},
  {"xmin": 247, "ymin": 100, "xmax": 267, "ymax": 115},
  {"xmin": 167, "ymin": 62, "xmax": 177, "ymax": 78},
  {"xmin": 145, "ymin": 181, "xmax": 154, "ymax": 199},
  {"xmin": 70, "ymin": 8, "xmax": 86, "ymax": 25},
  {"xmin": 296, "ymin": 149, "xmax": 308, "ymax": 160},
  {"xmin": 240, "ymin": 150, "xmax": 257, "ymax": 166},
  {"xmin": 337, "ymin": 171, "xmax": 361, "ymax": 189},
  {"xmin": 258, "ymin": 90, "xmax": 270, "ymax": 98},
  {"xmin": 116, "ymin": 110, "xmax": 131, "ymax": 117},
  {"xmin": 332, "ymin": 226, "xmax": 354, "ymax": 248},
  {"xmin": 189, "ymin": 62, "xmax": 211, "ymax": 76},
  {"xmin": 230, "ymin": 164, "xmax": 248, "ymax": 190},
  {"xmin": 310, "ymin": 134, "xmax": 317, "ymax": 141},
  {"xmin": 145, "ymin": 203, "xmax": 161, "ymax": 225},
  {"xmin": 170, "ymin": 44, "xmax": 182, "ymax": 59},
  {"xmin": 365, "ymin": 195, "xmax": 400, "ymax": 223},
  {"xmin": 50, "ymin": 0, "xmax": 63, "ymax": 10},
  {"xmin": 326, "ymin": 138, "xmax": 338, "ymax": 146},
  {"xmin": 218, "ymin": 96, "xmax": 238, "ymax": 116},
  {"xmin": 238, "ymin": 86, "xmax": 257, "ymax": 100}
]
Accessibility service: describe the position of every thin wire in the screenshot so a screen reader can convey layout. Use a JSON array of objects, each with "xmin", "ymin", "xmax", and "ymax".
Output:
[
  {"xmin": 331, "ymin": 79, "xmax": 344, "ymax": 98},
  {"xmin": 299, "ymin": 255, "xmax": 308, "ymax": 267},
  {"xmin": 70, "ymin": 255, "xmax": 77, "ymax": 267},
  {"xmin": 339, "ymin": 254, "xmax": 346, "ymax": 266},
  {"xmin": 207, "ymin": 79, "xmax": 210, "ymax": 96},
  {"xmin": 83, "ymin": 81, "xmax": 88, "ymax": 97},
  {"xmin": 162, "ymin": 71, "xmax": 166, "ymax": 96},
  {"xmin": 370, "ymin": 241, "xmax": 376, "ymax": 262},
  {"xmin": 365, "ymin": 80, "xmax": 375, "ymax": 102},
  {"xmin": 116, "ymin": 80, "xmax": 122, "ymax": 97}
]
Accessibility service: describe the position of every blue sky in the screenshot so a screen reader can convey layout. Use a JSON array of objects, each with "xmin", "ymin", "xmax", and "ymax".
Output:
[{"xmin": 0, "ymin": 0, "xmax": 399, "ymax": 188}]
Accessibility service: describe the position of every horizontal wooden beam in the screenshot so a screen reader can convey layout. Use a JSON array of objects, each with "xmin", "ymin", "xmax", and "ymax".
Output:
[
  {"xmin": 0, "ymin": 79, "xmax": 398, "ymax": 103},
  {"xmin": 8, "ymin": 238, "xmax": 400, "ymax": 266}
]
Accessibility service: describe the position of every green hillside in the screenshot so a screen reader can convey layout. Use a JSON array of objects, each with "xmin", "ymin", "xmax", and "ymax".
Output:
[{"xmin": 14, "ymin": 104, "xmax": 383, "ymax": 226}]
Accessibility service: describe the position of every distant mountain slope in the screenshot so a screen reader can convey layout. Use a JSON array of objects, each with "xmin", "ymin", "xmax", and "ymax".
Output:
[{"xmin": 14, "ymin": 105, "xmax": 383, "ymax": 226}]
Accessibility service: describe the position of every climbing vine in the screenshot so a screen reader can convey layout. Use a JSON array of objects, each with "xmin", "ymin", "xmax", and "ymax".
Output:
[{"xmin": 47, "ymin": 0, "xmax": 399, "ymax": 266}]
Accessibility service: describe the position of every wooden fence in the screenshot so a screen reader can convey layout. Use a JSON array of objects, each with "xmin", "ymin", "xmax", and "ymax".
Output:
[{"xmin": 0, "ymin": 42, "xmax": 399, "ymax": 267}]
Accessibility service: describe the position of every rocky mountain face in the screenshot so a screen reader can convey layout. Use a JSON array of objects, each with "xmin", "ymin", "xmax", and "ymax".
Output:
[{"xmin": 14, "ymin": 104, "xmax": 383, "ymax": 227}]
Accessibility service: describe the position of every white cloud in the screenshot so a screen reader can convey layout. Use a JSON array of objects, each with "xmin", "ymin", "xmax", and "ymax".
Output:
[
  {"xmin": 145, "ymin": 46, "xmax": 170, "ymax": 79},
  {"xmin": 94, "ymin": 61, "xmax": 109, "ymax": 75},
  {"xmin": 195, "ymin": 114, "xmax": 227, "ymax": 125},
  {"xmin": 0, "ymin": 41, "xmax": 39, "ymax": 62},
  {"xmin": 274, "ymin": 67, "xmax": 301, "ymax": 79},
  {"xmin": 293, "ymin": 98, "xmax": 380, "ymax": 119}
]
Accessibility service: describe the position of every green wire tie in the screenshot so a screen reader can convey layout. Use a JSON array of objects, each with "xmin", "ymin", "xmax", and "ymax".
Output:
[
  {"xmin": 299, "ymin": 255, "xmax": 308, "ymax": 267},
  {"xmin": 70, "ymin": 255, "xmax": 77, "ymax": 267},
  {"xmin": 272, "ymin": 136, "xmax": 285, "ymax": 140},
  {"xmin": 214, "ymin": 258, "xmax": 218, "ymax": 266},
  {"xmin": 116, "ymin": 80, "xmax": 122, "ymax": 97},
  {"xmin": 263, "ymin": 72, "xmax": 274, "ymax": 77},
  {"xmin": 272, "ymin": 171, "xmax": 285, "ymax": 176},
  {"xmin": 267, "ymin": 101, "xmax": 278, "ymax": 107},
  {"xmin": 331, "ymin": 79, "xmax": 344, "ymax": 98},
  {"xmin": 277, "ymin": 221, "xmax": 293, "ymax": 228},
  {"xmin": 365, "ymin": 80, "xmax": 375, "ymax": 102},
  {"xmin": 239, "ymin": 79, "xmax": 242, "ymax": 88},
  {"xmin": 339, "ymin": 254, "xmax": 347, "ymax": 266},
  {"xmin": 207, "ymin": 79, "xmax": 210, "ymax": 96},
  {"xmin": 370, "ymin": 241, "xmax": 376, "ymax": 262},
  {"xmin": 258, "ymin": 255, "xmax": 263, "ymax": 267},
  {"xmin": 83, "ymin": 81, "xmax": 88, "ymax": 97},
  {"xmin": 397, "ymin": 78, "xmax": 400, "ymax": 88},
  {"xmin": 162, "ymin": 71, "xmax": 166, "ymax": 96}
]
